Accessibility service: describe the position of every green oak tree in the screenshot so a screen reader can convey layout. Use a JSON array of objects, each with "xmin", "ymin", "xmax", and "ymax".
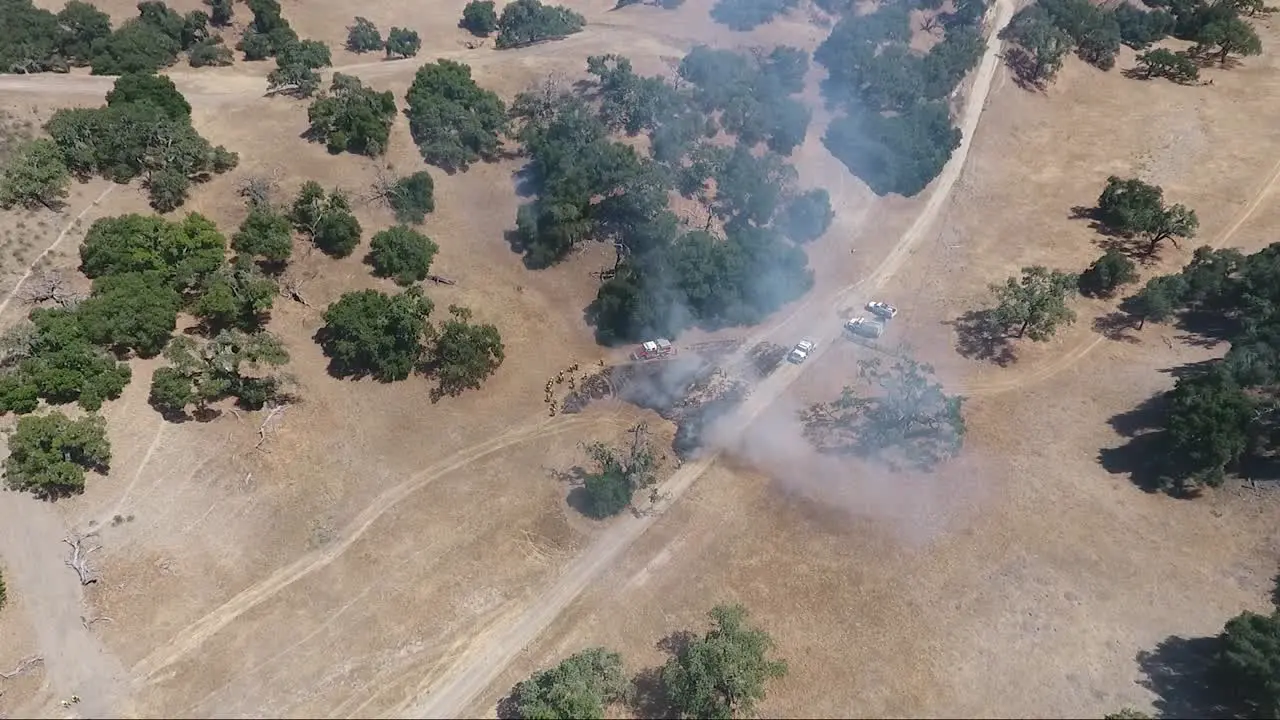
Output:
[
  {"xmin": 512, "ymin": 647, "xmax": 630, "ymax": 719},
  {"xmin": 4, "ymin": 411, "xmax": 110, "ymax": 499},
  {"xmin": 345, "ymin": 16, "xmax": 382, "ymax": 53},
  {"xmin": 318, "ymin": 288, "xmax": 433, "ymax": 381},
  {"xmin": 661, "ymin": 604, "xmax": 787, "ymax": 720},
  {"xmin": 426, "ymin": 305, "xmax": 504, "ymax": 401},
  {"xmin": 988, "ymin": 266, "xmax": 1078, "ymax": 340},
  {"xmin": 0, "ymin": 139, "xmax": 70, "ymax": 211},
  {"xmin": 367, "ymin": 225, "xmax": 439, "ymax": 286}
]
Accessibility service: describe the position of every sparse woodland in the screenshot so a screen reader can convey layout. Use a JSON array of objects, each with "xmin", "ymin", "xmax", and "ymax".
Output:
[{"xmin": 1000, "ymin": 0, "xmax": 1266, "ymax": 88}]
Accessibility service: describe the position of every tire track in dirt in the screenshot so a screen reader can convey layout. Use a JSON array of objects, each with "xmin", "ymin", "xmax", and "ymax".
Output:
[
  {"xmin": 964, "ymin": 154, "xmax": 1280, "ymax": 397},
  {"xmin": 399, "ymin": 1, "xmax": 1016, "ymax": 715},
  {"xmin": 0, "ymin": 184, "xmax": 114, "ymax": 324},
  {"xmin": 128, "ymin": 413, "xmax": 620, "ymax": 684}
]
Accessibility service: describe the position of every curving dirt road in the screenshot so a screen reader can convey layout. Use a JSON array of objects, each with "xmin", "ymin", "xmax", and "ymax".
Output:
[{"xmin": 398, "ymin": 1, "xmax": 1016, "ymax": 716}]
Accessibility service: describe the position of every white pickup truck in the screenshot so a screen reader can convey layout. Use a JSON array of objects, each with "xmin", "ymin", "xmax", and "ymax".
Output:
[{"xmin": 788, "ymin": 339, "xmax": 816, "ymax": 364}]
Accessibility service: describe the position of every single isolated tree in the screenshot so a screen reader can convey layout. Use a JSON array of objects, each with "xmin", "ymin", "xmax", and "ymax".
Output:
[
  {"xmin": 426, "ymin": 305, "xmax": 505, "ymax": 401},
  {"xmin": 385, "ymin": 27, "xmax": 422, "ymax": 59},
  {"xmin": 512, "ymin": 647, "xmax": 630, "ymax": 719},
  {"xmin": 661, "ymin": 604, "xmax": 788, "ymax": 720},
  {"xmin": 367, "ymin": 225, "xmax": 439, "ymax": 285},
  {"xmin": 461, "ymin": 0, "xmax": 499, "ymax": 36},
  {"xmin": 4, "ymin": 412, "xmax": 111, "ymax": 500},
  {"xmin": 1078, "ymin": 249, "xmax": 1138, "ymax": 298},
  {"xmin": 345, "ymin": 17, "xmax": 383, "ymax": 53},
  {"xmin": 149, "ymin": 330, "xmax": 290, "ymax": 416},
  {"xmin": 495, "ymin": 0, "xmax": 586, "ymax": 50},
  {"xmin": 1096, "ymin": 176, "xmax": 1199, "ymax": 255},
  {"xmin": 988, "ymin": 266, "xmax": 1078, "ymax": 340},
  {"xmin": 318, "ymin": 287, "xmax": 434, "ymax": 381},
  {"xmin": 0, "ymin": 139, "xmax": 70, "ymax": 211}
]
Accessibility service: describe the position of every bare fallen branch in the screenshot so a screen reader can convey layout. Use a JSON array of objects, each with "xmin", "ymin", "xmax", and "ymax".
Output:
[
  {"xmin": 18, "ymin": 271, "xmax": 83, "ymax": 308},
  {"xmin": 427, "ymin": 274, "xmax": 456, "ymax": 286},
  {"xmin": 255, "ymin": 404, "xmax": 288, "ymax": 450},
  {"xmin": 279, "ymin": 267, "xmax": 317, "ymax": 307},
  {"xmin": 62, "ymin": 534, "xmax": 101, "ymax": 586},
  {"xmin": 0, "ymin": 656, "xmax": 43, "ymax": 679},
  {"xmin": 236, "ymin": 167, "xmax": 284, "ymax": 209},
  {"xmin": 80, "ymin": 615, "xmax": 114, "ymax": 629}
]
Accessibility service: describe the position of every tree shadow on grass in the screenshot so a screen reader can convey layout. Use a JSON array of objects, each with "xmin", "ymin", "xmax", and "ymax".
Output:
[
  {"xmin": 1068, "ymin": 205, "xmax": 1160, "ymax": 262},
  {"xmin": 629, "ymin": 630, "xmax": 692, "ymax": 718},
  {"xmin": 495, "ymin": 688, "xmax": 522, "ymax": 720},
  {"xmin": 1098, "ymin": 392, "xmax": 1176, "ymax": 494},
  {"xmin": 1093, "ymin": 311, "xmax": 1142, "ymax": 343},
  {"xmin": 947, "ymin": 309, "xmax": 1016, "ymax": 367},
  {"xmin": 1136, "ymin": 635, "xmax": 1244, "ymax": 719},
  {"xmin": 550, "ymin": 465, "xmax": 598, "ymax": 517}
]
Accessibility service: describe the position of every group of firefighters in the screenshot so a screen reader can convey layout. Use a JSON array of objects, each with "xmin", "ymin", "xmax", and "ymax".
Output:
[{"xmin": 543, "ymin": 359, "xmax": 609, "ymax": 416}]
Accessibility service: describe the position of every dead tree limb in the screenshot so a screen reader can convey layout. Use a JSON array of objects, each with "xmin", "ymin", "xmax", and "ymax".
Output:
[
  {"xmin": 62, "ymin": 534, "xmax": 101, "ymax": 586},
  {"xmin": 0, "ymin": 656, "xmax": 43, "ymax": 679},
  {"xmin": 80, "ymin": 615, "xmax": 114, "ymax": 629},
  {"xmin": 236, "ymin": 167, "xmax": 284, "ymax": 209},
  {"xmin": 18, "ymin": 271, "xmax": 84, "ymax": 308},
  {"xmin": 427, "ymin": 274, "xmax": 457, "ymax": 286},
  {"xmin": 255, "ymin": 404, "xmax": 288, "ymax": 450},
  {"xmin": 361, "ymin": 168, "xmax": 403, "ymax": 210},
  {"xmin": 278, "ymin": 267, "xmax": 317, "ymax": 307}
]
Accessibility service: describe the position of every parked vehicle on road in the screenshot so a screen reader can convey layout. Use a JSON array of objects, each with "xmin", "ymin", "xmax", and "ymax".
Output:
[
  {"xmin": 788, "ymin": 339, "xmax": 816, "ymax": 364},
  {"xmin": 866, "ymin": 301, "xmax": 898, "ymax": 320},
  {"xmin": 844, "ymin": 317, "xmax": 885, "ymax": 339},
  {"xmin": 631, "ymin": 338, "xmax": 676, "ymax": 361}
]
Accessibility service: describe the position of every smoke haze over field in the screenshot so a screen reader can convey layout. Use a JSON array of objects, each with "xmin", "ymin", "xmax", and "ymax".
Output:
[{"xmin": 706, "ymin": 394, "xmax": 987, "ymax": 547}]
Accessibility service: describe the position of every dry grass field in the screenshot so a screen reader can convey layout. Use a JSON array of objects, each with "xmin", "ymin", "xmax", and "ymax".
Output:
[{"xmin": 0, "ymin": 0, "xmax": 1278, "ymax": 717}]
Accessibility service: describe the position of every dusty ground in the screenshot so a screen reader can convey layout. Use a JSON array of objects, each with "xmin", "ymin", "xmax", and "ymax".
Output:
[{"xmin": 0, "ymin": 0, "xmax": 1278, "ymax": 718}]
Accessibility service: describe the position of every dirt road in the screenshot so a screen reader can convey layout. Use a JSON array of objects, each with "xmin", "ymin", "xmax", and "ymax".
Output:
[{"xmin": 398, "ymin": 1, "xmax": 1015, "ymax": 716}]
